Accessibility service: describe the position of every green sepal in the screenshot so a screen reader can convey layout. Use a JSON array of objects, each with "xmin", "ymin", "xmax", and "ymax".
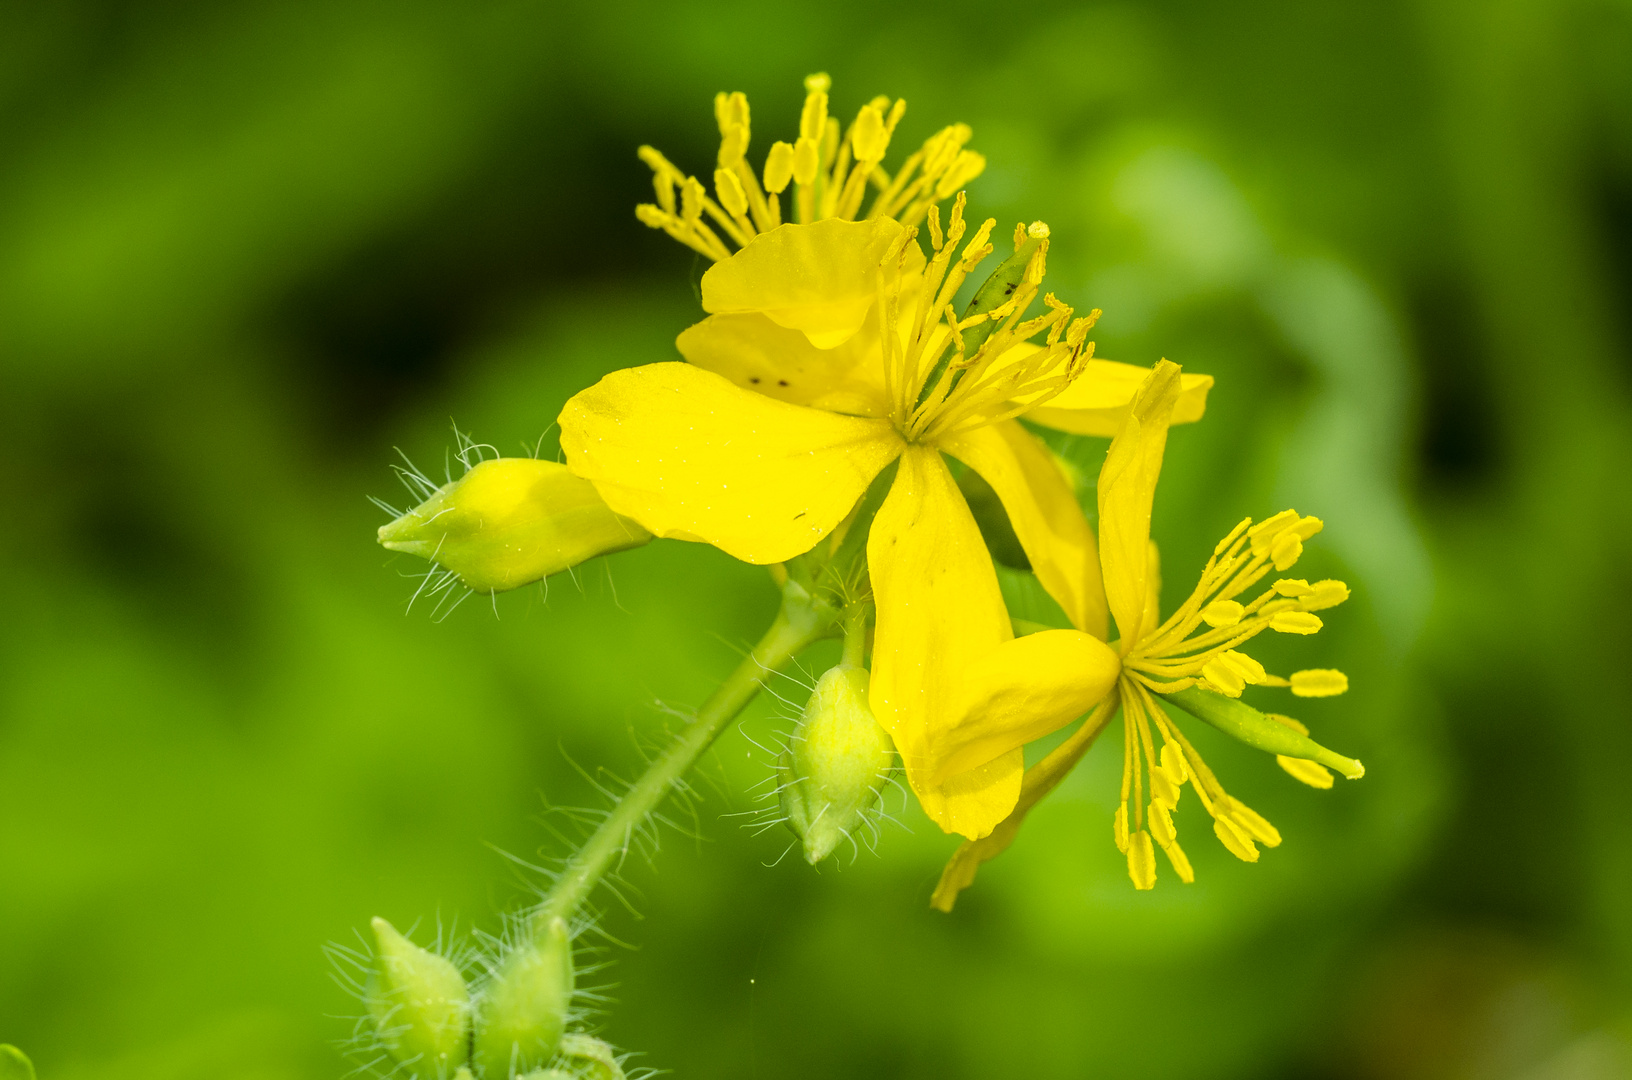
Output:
[
  {"xmin": 0, "ymin": 1046, "xmax": 35, "ymax": 1080},
  {"xmin": 1160, "ymin": 687, "xmax": 1365, "ymax": 779}
]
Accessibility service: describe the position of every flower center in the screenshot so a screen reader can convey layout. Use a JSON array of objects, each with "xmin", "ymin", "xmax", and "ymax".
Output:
[{"xmin": 876, "ymin": 197, "xmax": 1100, "ymax": 445}]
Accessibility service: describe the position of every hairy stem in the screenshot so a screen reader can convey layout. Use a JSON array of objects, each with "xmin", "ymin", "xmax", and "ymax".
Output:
[{"xmin": 533, "ymin": 583, "xmax": 831, "ymax": 931}]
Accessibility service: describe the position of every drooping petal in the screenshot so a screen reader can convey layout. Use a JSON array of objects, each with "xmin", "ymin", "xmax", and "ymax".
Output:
[
  {"xmin": 931, "ymin": 629, "xmax": 1120, "ymax": 783},
  {"xmin": 1025, "ymin": 358, "xmax": 1212, "ymax": 436},
  {"xmin": 676, "ymin": 311, "xmax": 889, "ymax": 417},
  {"xmin": 700, "ymin": 218, "xmax": 923, "ymax": 348},
  {"xmin": 867, "ymin": 445, "xmax": 1017, "ymax": 839},
  {"xmin": 942, "ymin": 420, "xmax": 1109, "ymax": 640},
  {"xmin": 559, "ymin": 362, "xmax": 901, "ymax": 564},
  {"xmin": 1098, "ymin": 360, "xmax": 1183, "ymax": 650}
]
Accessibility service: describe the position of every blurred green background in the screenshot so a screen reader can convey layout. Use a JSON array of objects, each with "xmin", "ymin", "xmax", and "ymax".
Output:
[{"xmin": 3, "ymin": 1, "xmax": 1631, "ymax": 1077}]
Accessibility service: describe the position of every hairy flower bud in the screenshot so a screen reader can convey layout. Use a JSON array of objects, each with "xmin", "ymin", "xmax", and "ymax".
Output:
[
  {"xmin": 367, "ymin": 918, "xmax": 470, "ymax": 1077},
  {"xmin": 378, "ymin": 459, "xmax": 651, "ymax": 592},
  {"xmin": 780, "ymin": 664, "xmax": 895, "ymax": 863},
  {"xmin": 474, "ymin": 917, "xmax": 575, "ymax": 1076}
]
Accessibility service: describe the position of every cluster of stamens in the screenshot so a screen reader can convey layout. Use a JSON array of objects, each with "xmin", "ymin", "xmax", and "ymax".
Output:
[
  {"xmin": 636, "ymin": 74, "xmax": 986, "ymax": 262},
  {"xmin": 1112, "ymin": 511, "xmax": 1354, "ymax": 888},
  {"xmin": 877, "ymin": 197, "xmax": 1100, "ymax": 443}
]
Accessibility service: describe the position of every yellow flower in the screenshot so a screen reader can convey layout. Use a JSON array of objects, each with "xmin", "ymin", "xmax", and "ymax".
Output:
[
  {"xmin": 559, "ymin": 78, "xmax": 1210, "ymax": 840},
  {"xmin": 932, "ymin": 362, "xmax": 1364, "ymax": 907}
]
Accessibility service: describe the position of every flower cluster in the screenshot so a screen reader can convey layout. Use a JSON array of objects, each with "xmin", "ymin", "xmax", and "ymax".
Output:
[{"xmin": 378, "ymin": 74, "xmax": 1362, "ymax": 926}]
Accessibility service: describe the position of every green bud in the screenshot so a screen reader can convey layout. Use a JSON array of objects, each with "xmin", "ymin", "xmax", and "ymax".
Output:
[
  {"xmin": 0, "ymin": 1046, "xmax": 36, "ymax": 1080},
  {"xmin": 474, "ymin": 917, "xmax": 575, "ymax": 1077},
  {"xmin": 780, "ymin": 664, "xmax": 895, "ymax": 863},
  {"xmin": 378, "ymin": 459, "xmax": 651, "ymax": 592},
  {"xmin": 367, "ymin": 918, "xmax": 470, "ymax": 1077}
]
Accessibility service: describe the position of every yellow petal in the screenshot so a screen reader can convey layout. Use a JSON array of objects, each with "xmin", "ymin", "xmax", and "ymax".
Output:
[
  {"xmin": 941, "ymin": 420, "xmax": 1109, "ymax": 639},
  {"xmin": 1018, "ymin": 357, "xmax": 1212, "ymax": 436},
  {"xmin": 867, "ymin": 445, "xmax": 1015, "ymax": 839},
  {"xmin": 676, "ymin": 311, "xmax": 889, "ymax": 417},
  {"xmin": 928, "ymin": 629, "xmax": 1119, "ymax": 784},
  {"xmin": 700, "ymin": 218, "xmax": 924, "ymax": 349},
  {"xmin": 559, "ymin": 362, "xmax": 901, "ymax": 564},
  {"xmin": 1098, "ymin": 360, "xmax": 1183, "ymax": 650}
]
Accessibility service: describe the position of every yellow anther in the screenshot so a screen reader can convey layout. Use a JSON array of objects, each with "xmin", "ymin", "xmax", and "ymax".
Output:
[
  {"xmin": 763, "ymin": 141, "xmax": 795, "ymax": 194},
  {"xmin": 1011, "ymin": 221, "xmax": 1027, "ymax": 249},
  {"xmin": 634, "ymin": 204, "xmax": 668, "ymax": 229},
  {"xmin": 791, "ymin": 136, "xmax": 820, "ymax": 186},
  {"xmin": 1303, "ymin": 580, "xmax": 1350, "ymax": 611},
  {"xmin": 715, "ymin": 90, "xmax": 749, "ymax": 139},
  {"xmin": 804, "ymin": 71, "xmax": 831, "ymax": 93},
  {"xmin": 1278, "ymin": 755, "xmax": 1335, "ymax": 789},
  {"xmin": 1213, "ymin": 816, "xmax": 1259, "ymax": 862},
  {"xmin": 925, "ymin": 204, "xmax": 944, "ymax": 251},
  {"xmin": 1230, "ymin": 801, "xmax": 1282, "ymax": 846},
  {"xmin": 1270, "ymin": 529, "xmax": 1304, "ymax": 571},
  {"xmin": 1221, "ymin": 650, "xmax": 1267, "ymax": 683},
  {"xmin": 1113, "ymin": 803, "xmax": 1130, "ymax": 852},
  {"xmin": 1128, "ymin": 829, "xmax": 1157, "ymax": 889},
  {"xmin": 1273, "ymin": 578, "xmax": 1313, "ymax": 597},
  {"xmin": 1202, "ymin": 656, "xmax": 1246, "ymax": 697},
  {"xmin": 717, "ymin": 123, "xmax": 748, "ymax": 167},
  {"xmin": 1249, "ymin": 509, "xmax": 1299, "ymax": 538},
  {"xmin": 1150, "ymin": 766, "xmax": 1180, "ymax": 808},
  {"xmin": 1291, "ymin": 669, "xmax": 1349, "ymax": 697},
  {"xmin": 1202, "ymin": 599, "xmax": 1245, "ymax": 627},
  {"xmin": 935, "ymin": 149, "xmax": 986, "ymax": 199},
  {"xmin": 1291, "ymin": 515, "xmax": 1324, "ymax": 541},
  {"xmin": 1160, "ymin": 742, "xmax": 1188, "ymax": 785},
  {"xmin": 1270, "ymin": 611, "xmax": 1323, "ymax": 635},
  {"xmin": 1163, "ymin": 837, "xmax": 1196, "ymax": 883},
  {"xmin": 680, "ymin": 176, "xmax": 705, "ymax": 225},
  {"xmin": 1149, "ymin": 801, "xmax": 1177, "ymax": 846},
  {"xmin": 714, "ymin": 168, "xmax": 748, "ymax": 219},
  {"xmin": 800, "ymin": 84, "xmax": 828, "ymax": 141},
  {"xmin": 850, "ymin": 104, "xmax": 889, "ymax": 161}
]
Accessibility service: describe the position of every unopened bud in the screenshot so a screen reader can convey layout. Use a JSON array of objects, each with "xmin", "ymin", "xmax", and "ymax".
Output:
[
  {"xmin": 474, "ymin": 917, "xmax": 575, "ymax": 1076},
  {"xmin": 780, "ymin": 664, "xmax": 895, "ymax": 863},
  {"xmin": 367, "ymin": 918, "xmax": 470, "ymax": 1077},
  {"xmin": 1, "ymin": 1046, "xmax": 36, "ymax": 1080},
  {"xmin": 378, "ymin": 459, "xmax": 650, "ymax": 592}
]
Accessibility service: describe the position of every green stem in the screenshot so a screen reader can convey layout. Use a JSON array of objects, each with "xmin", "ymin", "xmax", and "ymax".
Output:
[{"xmin": 534, "ymin": 584, "xmax": 831, "ymax": 930}]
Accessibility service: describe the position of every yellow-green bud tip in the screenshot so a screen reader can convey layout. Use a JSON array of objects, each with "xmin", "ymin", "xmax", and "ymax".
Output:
[
  {"xmin": 0, "ymin": 1046, "xmax": 36, "ymax": 1080},
  {"xmin": 780, "ymin": 664, "xmax": 895, "ymax": 864},
  {"xmin": 378, "ymin": 458, "xmax": 651, "ymax": 593},
  {"xmin": 367, "ymin": 917, "xmax": 470, "ymax": 1076}
]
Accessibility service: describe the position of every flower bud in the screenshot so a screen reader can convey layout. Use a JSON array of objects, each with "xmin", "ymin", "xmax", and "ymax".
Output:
[
  {"xmin": 779, "ymin": 664, "xmax": 895, "ymax": 863},
  {"xmin": 474, "ymin": 917, "xmax": 575, "ymax": 1077},
  {"xmin": 0, "ymin": 1046, "xmax": 35, "ymax": 1080},
  {"xmin": 367, "ymin": 918, "xmax": 470, "ymax": 1077},
  {"xmin": 378, "ymin": 459, "xmax": 651, "ymax": 592}
]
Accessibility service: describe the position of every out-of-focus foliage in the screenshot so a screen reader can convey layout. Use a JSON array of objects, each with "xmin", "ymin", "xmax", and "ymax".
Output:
[{"xmin": 2, "ymin": 2, "xmax": 1630, "ymax": 1078}]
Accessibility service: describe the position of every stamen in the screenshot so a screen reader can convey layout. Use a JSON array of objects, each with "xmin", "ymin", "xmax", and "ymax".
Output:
[
  {"xmin": 1290, "ymin": 669, "xmax": 1348, "ymax": 697},
  {"xmin": 1303, "ymin": 580, "xmax": 1350, "ymax": 611},
  {"xmin": 1202, "ymin": 600, "xmax": 1244, "ymax": 627},
  {"xmin": 1270, "ymin": 611, "xmax": 1322, "ymax": 635}
]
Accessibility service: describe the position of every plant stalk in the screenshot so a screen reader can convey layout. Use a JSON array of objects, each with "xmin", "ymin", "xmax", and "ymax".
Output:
[{"xmin": 533, "ymin": 583, "xmax": 830, "ymax": 931}]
